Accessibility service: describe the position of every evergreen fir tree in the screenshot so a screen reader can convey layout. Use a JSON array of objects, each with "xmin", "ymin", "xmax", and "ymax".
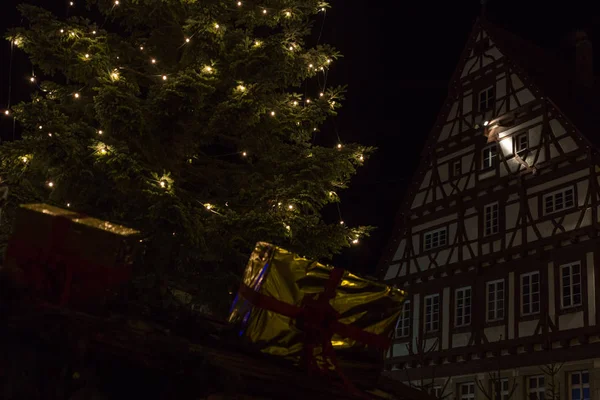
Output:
[{"xmin": 1, "ymin": 0, "xmax": 372, "ymax": 312}]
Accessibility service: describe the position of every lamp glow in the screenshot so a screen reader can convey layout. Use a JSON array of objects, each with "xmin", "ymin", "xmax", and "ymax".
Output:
[{"xmin": 74, "ymin": 93, "xmax": 80, "ymax": 98}]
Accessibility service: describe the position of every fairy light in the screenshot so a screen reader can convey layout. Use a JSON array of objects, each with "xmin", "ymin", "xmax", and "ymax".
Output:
[
  {"xmin": 92, "ymin": 30, "xmax": 96, "ymax": 35},
  {"xmin": 203, "ymin": 65, "xmax": 213, "ymax": 73},
  {"xmin": 288, "ymin": 205, "xmax": 293, "ymax": 210},
  {"xmin": 359, "ymin": 154, "xmax": 364, "ymax": 161},
  {"xmin": 67, "ymin": 203, "xmax": 71, "ymax": 207},
  {"xmin": 114, "ymin": 0, "xmax": 120, "ymax": 5},
  {"xmin": 4, "ymin": 110, "xmax": 9, "ymax": 116},
  {"xmin": 110, "ymin": 70, "xmax": 120, "ymax": 80},
  {"xmin": 270, "ymin": 111, "xmax": 275, "ymax": 116},
  {"xmin": 340, "ymin": 220, "xmax": 344, "ymax": 225},
  {"xmin": 319, "ymin": 92, "xmax": 324, "ymax": 97},
  {"xmin": 237, "ymin": 1, "xmax": 242, "ymax": 5},
  {"xmin": 352, "ymin": 239, "xmax": 359, "ymax": 244},
  {"xmin": 60, "ymin": 29, "xmax": 64, "ymax": 33},
  {"xmin": 262, "ymin": 9, "xmax": 267, "ymax": 14},
  {"xmin": 140, "ymin": 46, "xmax": 144, "ymax": 51},
  {"xmin": 214, "ymin": 23, "xmax": 220, "ymax": 29},
  {"xmin": 205, "ymin": 203, "xmax": 213, "ymax": 210},
  {"xmin": 288, "ymin": 46, "xmax": 294, "ymax": 51},
  {"xmin": 30, "ymin": 77, "xmax": 35, "ymax": 83},
  {"xmin": 38, "ymin": 125, "xmax": 43, "ymax": 130},
  {"xmin": 253, "ymin": 40, "xmax": 262, "ymax": 47},
  {"xmin": 286, "ymin": 225, "xmax": 291, "ymax": 230},
  {"xmin": 242, "ymin": 151, "xmax": 247, "ymax": 157},
  {"xmin": 185, "ymin": 38, "xmax": 190, "ymax": 43},
  {"xmin": 74, "ymin": 93, "xmax": 80, "ymax": 98},
  {"xmin": 292, "ymin": 101, "xmax": 298, "ymax": 106},
  {"xmin": 98, "ymin": 130, "xmax": 103, "ymax": 135},
  {"xmin": 48, "ymin": 133, "xmax": 53, "ymax": 137},
  {"xmin": 70, "ymin": 32, "xmax": 75, "ymax": 37},
  {"xmin": 306, "ymin": 99, "xmax": 311, "ymax": 103},
  {"xmin": 308, "ymin": 64, "xmax": 313, "ymax": 68},
  {"xmin": 47, "ymin": 181, "xmax": 54, "ymax": 188},
  {"xmin": 337, "ymin": 143, "xmax": 342, "ymax": 149},
  {"xmin": 151, "ymin": 59, "xmax": 157, "ymax": 64},
  {"xmin": 162, "ymin": 75, "xmax": 167, "ymax": 81},
  {"xmin": 100, "ymin": 148, "xmax": 107, "ymax": 155},
  {"xmin": 285, "ymin": 11, "xmax": 291, "ymax": 17},
  {"xmin": 326, "ymin": 59, "xmax": 332, "ymax": 64},
  {"xmin": 69, "ymin": 2, "xmax": 74, "ymax": 6},
  {"xmin": 237, "ymin": 85, "xmax": 246, "ymax": 92},
  {"xmin": 321, "ymin": 7, "xmax": 326, "ymax": 11},
  {"xmin": 483, "ymin": 120, "xmax": 490, "ymax": 126},
  {"xmin": 159, "ymin": 181, "xmax": 166, "ymax": 188},
  {"xmin": 21, "ymin": 156, "xmax": 28, "ymax": 163}
]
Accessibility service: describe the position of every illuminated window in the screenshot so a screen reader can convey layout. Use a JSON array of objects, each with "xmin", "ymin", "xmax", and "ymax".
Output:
[
  {"xmin": 516, "ymin": 133, "xmax": 528, "ymax": 155},
  {"xmin": 544, "ymin": 186, "xmax": 575, "ymax": 214}
]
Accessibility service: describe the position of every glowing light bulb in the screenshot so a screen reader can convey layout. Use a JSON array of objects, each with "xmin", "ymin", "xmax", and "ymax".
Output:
[
  {"xmin": 278, "ymin": 202, "xmax": 282, "ymax": 206},
  {"xmin": 352, "ymin": 239, "xmax": 359, "ymax": 244},
  {"xmin": 483, "ymin": 120, "xmax": 489, "ymax": 126},
  {"xmin": 151, "ymin": 58, "xmax": 156, "ymax": 64},
  {"xmin": 13, "ymin": 38, "xmax": 21, "ymax": 46},
  {"xmin": 47, "ymin": 181, "xmax": 54, "ymax": 187},
  {"xmin": 39, "ymin": 125, "xmax": 43, "ymax": 130},
  {"xmin": 262, "ymin": 9, "xmax": 267, "ymax": 14},
  {"xmin": 69, "ymin": 2, "xmax": 74, "ymax": 6},
  {"xmin": 185, "ymin": 38, "xmax": 190, "ymax": 43},
  {"xmin": 319, "ymin": 92, "xmax": 324, "ymax": 97},
  {"xmin": 329, "ymin": 191, "xmax": 334, "ymax": 196},
  {"xmin": 237, "ymin": 1, "xmax": 242, "ymax": 5},
  {"xmin": 4, "ymin": 110, "xmax": 9, "ymax": 116},
  {"xmin": 286, "ymin": 225, "xmax": 290, "ymax": 230},
  {"xmin": 114, "ymin": 0, "xmax": 119, "ymax": 5},
  {"xmin": 242, "ymin": 151, "xmax": 247, "ymax": 157},
  {"xmin": 306, "ymin": 99, "xmax": 311, "ymax": 103},
  {"xmin": 214, "ymin": 23, "xmax": 220, "ymax": 29},
  {"xmin": 285, "ymin": 11, "xmax": 291, "ymax": 17},
  {"xmin": 74, "ymin": 93, "xmax": 80, "ymax": 98},
  {"xmin": 253, "ymin": 40, "xmax": 262, "ymax": 47},
  {"xmin": 321, "ymin": 7, "xmax": 326, "ymax": 11},
  {"xmin": 237, "ymin": 85, "xmax": 246, "ymax": 91},
  {"xmin": 92, "ymin": 30, "xmax": 96, "ymax": 35},
  {"xmin": 293, "ymin": 101, "xmax": 298, "ymax": 106},
  {"xmin": 48, "ymin": 133, "xmax": 52, "ymax": 137},
  {"xmin": 30, "ymin": 77, "xmax": 35, "ymax": 83},
  {"xmin": 60, "ymin": 29, "xmax": 64, "ymax": 33},
  {"xmin": 140, "ymin": 46, "xmax": 144, "ymax": 51},
  {"xmin": 326, "ymin": 59, "xmax": 332, "ymax": 64},
  {"xmin": 288, "ymin": 205, "xmax": 293, "ymax": 210},
  {"xmin": 289, "ymin": 46, "xmax": 293, "ymax": 51},
  {"xmin": 313, "ymin": 128, "xmax": 317, "ymax": 131},
  {"xmin": 337, "ymin": 143, "xmax": 342, "ymax": 149},
  {"xmin": 204, "ymin": 65, "xmax": 213, "ymax": 73},
  {"xmin": 98, "ymin": 130, "xmax": 103, "ymax": 135},
  {"xmin": 205, "ymin": 203, "xmax": 212, "ymax": 210},
  {"xmin": 67, "ymin": 203, "xmax": 71, "ymax": 207},
  {"xmin": 100, "ymin": 148, "xmax": 107, "ymax": 154},
  {"xmin": 270, "ymin": 111, "xmax": 275, "ymax": 116},
  {"xmin": 308, "ymin": 64, "xmax": 313, "ymax": 69},
  {"xmin": 111, "ymin": 71, "xmax": 119, "ymax": 80},
  {"xmin": 159, "ymin": 181, "xmax": 166, "ymax": 188},
  {"xmin": 296, "ymin": 122, "xmax": 300, "ymax": 126},
  {"xmin": 340, "ymin": 220, "xmax": 344, "ymax": 225},
  {"xmin": 21, "ymin": 156, "xmax": 28, "ymax": 163},
  {"xmin": 70, "ymin": 32, "xmax": 75, "ymax": 37},
  {"xmin": 162, "ymin": 75, "xmax": 167, "ymax": 80},
  {"xmin": 359, "ymin": 155, "xmax": 364, "ymax": 161}
]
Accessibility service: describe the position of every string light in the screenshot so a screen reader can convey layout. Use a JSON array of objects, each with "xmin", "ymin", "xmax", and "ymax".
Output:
[
  {"xmin": 39, "ymin": 125, "xmax": 43, "ymax": 130},
  {"xmin": 21, "ymin": 156, "xmax": 28, "ymax": 163},
  {"xmin": 237, "ymin": 85, "xmax": 246, "ymax": 92},
  {"xmin": 4, "ymin": 110, "xmax": 9, "ymax": 116},
  {"xmin": 286, "ymin": 225, "xmax": 290, "ymax": 230},
  {"xmin": 48, "ymin": 133, "xmax": 53, "ymax": 137},
  {"xmin": 288, "ymin": 205, "xmax": 293, "ymax": 210},
  {"xmin": 100, "ymin": 148, "xmax": 107, "ymax": 154},
  {"xmin": 253, "ymin": 40, "xmax": 262, "ymax": 47},
  {"xmin": 162, "ymin": 75, "xmax": 167, "ymax": 81},
  {"xmin": 285, "ymin": 11, "xmax": 291, "ymax": 17},
  {"xmin": 69, "ymin": 1, "xmax": 74, "ymax": 6},
  {"xmin": 30, "ymin": 77, "xmax": 35, "ymax": 83},
  {"xmin": 359, "ymin": 155, "xmax": 364, "ymax": 161},
  {"xmin": 337, "ymin": 143, "xmax": 342, "ymax": 149},
  {"xmin": 98, "ymin": 130, "xmax": 103, "ymax": 135},
  {"xmin": 308, "ymin": 64, "xmax": 313, "ymax": 68},
  {"xmin": 352, "ymin": 239, "xmax": 359, "ymax": 244},
  {"xmin": 292, "ymin": 101, "xmax": 298, "ymax": 106},
  {"xmin": 151, "ymin": 58, "xmax": 156, "ymax": 64},
  {"xmin": 114, "ymin": 0, "xmax": 119, "ymax": 5},
  {"xmin": 60, "ymin": 29, "xmax": 64, "ymax": 33},
  {"xmin": 326, "ymin": 59, "xmax": 332, "ymax": 64},
  {"xmin": 340, "ymin": 220, "xmax": 344, "ymax": 225},
  {"xmin": 185, "ymin": 38, "xmax": 190, "ymax": 43},
  {"xmin": 214, "ymin": 23, "xmax": 220, "ymax": 29},
  {"xmin": 92, "ymin": 30, "xmax": 96, "ymax": 35},
  {"xmin": 319, "ymin": 92, "xmax": 324, "ymax": 97},
  {"xmin": 47, "ymin": 181, "xmax": 54, "ymax": 188},
  {"xmin": 270, "ymin": 111, "xmax": 275, "ymax": 116},
  {"xmin": 67, "ymin": 203, "xmax": 71, "ymax": 207},
  {"xmin": 205, "ymin": 203, "xmax": 213, "ymax": 210},
  {"xmin": 110, "ymin": 70, "xmax": 120, "ymax": 80},
  {"xmin": 288, "ymin": 46, "xmax": 294, "ymax": 51},
  {"xmin": 74, "ymin": 93, "xmax": 80, "ymax": 98},
  {"xmin": 262, "ymin": 9, "xmax": 267, "ymax": 14},
  {"xmin": 140, "ymin": 46, "xmax": 144, "ymax": 51},
  {"xmin": 306, "ymin": 99, "xmax": 311, "ymax": 103},
  {"xmin": 237, "ymin": 1, "xmax": 242, "ymax": 5},
  {"xmin": 85, "ymin": 54, "xmax": 89, "ymax": 58},
  {"xmin": 203, "ymin": 65, "xmax": 213, "ymax": 73},
  {"xmin": 159, "ymin": 181, "xmax": 166, "ymax": 188},
  {"xmin": 70, "ymin": 32, "xmax": 75, "ymax": 37},
  {"xmin": 242, "ymin": 151, "xmax": 247, "ymax": 157}
]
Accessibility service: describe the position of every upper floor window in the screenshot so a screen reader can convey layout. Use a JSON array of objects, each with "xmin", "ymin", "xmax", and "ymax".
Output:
[
  {"xmin": 561, "ymin": 262, "xmax": 582, "ymax": 309},
  {"xmin": 482, "ymin": 144, "xmax": 497, "ymax": 169},
  {"xmin": 515, "ymin": 132, "xmax": 528, "ymax": 155},
  {"xmin": 424, "ymin": 294, "xmax": 440, "ymax": 333},
  {"xmin": 455, "ymin": 287, "xmax": 472, "ymax": 327},
  {"xmin": 478, "ymin": 86, "xmax": 495, "ymax": 112},
  {"xmin": 498, "ymin": 378, "xmax": 510, "ymax": 400},
  {"xmin": 395, "ymin": 301, "xmax": 411, "ymax": 338},
  {"xmin": 459, "ymin": 382, "xmax": 475, "ymax": 400},
  {"xmin": 453, "ymin": 159, "xmax": 462, "ymax": 178},
  {"xmin": 521, "ymin": 271, "xmax": 541, "ymax": 316},
  {"xmin": 528, "ymin": 376, "xmax": 545, "ymax": 400},
  {"xmin": 487, "ymin": 279, "xmax": 505, "ymax": 322},
  {"xmin": 484, "ymin": 202, "xmax": 499, "ymax": 236},
  {"xmin": 544, "ymin": 186, "xmax": 575, "ymax": 215},
  {"xmin": 570, "ymin": 371, "xmax": 590, "ymax": 400},
  {"xmin": 424, "ymin": 227, "xmax": 447, "ymax": 251}
]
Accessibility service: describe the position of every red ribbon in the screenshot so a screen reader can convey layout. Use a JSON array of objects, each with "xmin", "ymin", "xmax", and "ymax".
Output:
[{"xmin": 238, "ymin": 267, "xmax": 390, "ymax": 398}]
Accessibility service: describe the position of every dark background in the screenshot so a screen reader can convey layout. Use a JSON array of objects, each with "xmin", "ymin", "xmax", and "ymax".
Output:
[{"xmin": 1, "ymin": 0, "xmax": 598, "ymax": 275}]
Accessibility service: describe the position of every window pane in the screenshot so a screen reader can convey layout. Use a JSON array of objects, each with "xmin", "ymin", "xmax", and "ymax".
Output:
[
  {"xmin": 582, "ymin": 371, "xmax": 589, "ymax": 384},
  {"xmin": 572, "ymin": 373, "xmax": 580, "ymax": 385}
]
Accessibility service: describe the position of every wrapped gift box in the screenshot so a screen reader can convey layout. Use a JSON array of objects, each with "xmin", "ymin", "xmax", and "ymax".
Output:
[
  {"xmin": 4, "ymin": 203, "xmax": 140, "ymax": 308},
  {"xmin": 229, "ymin": 242, "xmax": 405, "ymax": 386}
]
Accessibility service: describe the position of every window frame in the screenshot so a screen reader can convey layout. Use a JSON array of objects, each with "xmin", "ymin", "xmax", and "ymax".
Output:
[
  {"xmin": 481, "ymin": 143, "xmax": 498, "ymax": 170},
  {"xmin": 458, "ymin": 382, "xmax": 475, "ymax": 400},
  {"xmin": 527, "ymin": 375, "xmax": 545, "ymax": 400},
  {"xmin": 515, "ymin": 132, "xmax": 529, "ymax": 155},
  {"xmin": 423, "ymin": 227, "xmax": 448, "ymax": 252},
  {"xmin": 486, "ymin": 279, "xmax": 505, "ymax": 322},
  {"xmin": 452, "ymin": 159, "xmax": 462, "ymax": 178},
  {"xmin": 561, "ymin": 261, "xmax": 583, "ymax": 310},
  {"xmin": 395, "ymin": 300, "xmax": 411, "ymax": 338},
  {"xmin": 455, "ymin": 287, "xmax": 472, "ymax": 327},
  {"xmin": 424, "ymin": 294, "xmax": 440, "ymax": 334},
  {"xmin": 542, "ymin": 185, "xmax": 576, "ymax": 215},
  {"xmin": 521, "ymin": 271, "xmax": 541, "ymax": 316},
  {"xmin": 484, "ymin": 202, "xmax": 500, "ymax": 237},
  {"xmin": 569, "ymin": 370, "xmax": 590, "ymax": 400},
  {"xmin": 478, "ymin": 85, "xmax": 495, "ymax": 112}
]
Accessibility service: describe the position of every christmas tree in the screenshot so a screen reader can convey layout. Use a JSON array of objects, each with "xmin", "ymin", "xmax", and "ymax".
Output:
[{"xmin": 1, "ymin": 0, "xmax": 372, "ymax": 312}]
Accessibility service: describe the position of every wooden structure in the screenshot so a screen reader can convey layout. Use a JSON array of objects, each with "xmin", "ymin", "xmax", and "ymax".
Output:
[{"xmin": 379, "ymin": 17, "xmax": 600, "ymax": 400}]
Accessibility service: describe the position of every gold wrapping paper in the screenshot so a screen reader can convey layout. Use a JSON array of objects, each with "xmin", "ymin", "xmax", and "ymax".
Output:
[{"xmin": 229, "ymin": 242, "xmax": 405, "ymax": 358}]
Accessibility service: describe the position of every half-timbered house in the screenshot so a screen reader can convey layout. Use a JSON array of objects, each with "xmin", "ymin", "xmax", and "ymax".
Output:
[{"xmin": 379, "ymin": 17, "xmax": 599, "ymax": 400}]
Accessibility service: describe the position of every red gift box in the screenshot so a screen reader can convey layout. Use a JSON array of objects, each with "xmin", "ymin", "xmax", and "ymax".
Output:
[{"xmin": 4, "ymin": 204, "xmax": 140, "ymax": 308}]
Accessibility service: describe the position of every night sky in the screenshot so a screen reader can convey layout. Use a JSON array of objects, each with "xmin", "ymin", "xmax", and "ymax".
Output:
[{"xmin": 0, "ymin": 0, "xmax": 598, "ymax": 275}]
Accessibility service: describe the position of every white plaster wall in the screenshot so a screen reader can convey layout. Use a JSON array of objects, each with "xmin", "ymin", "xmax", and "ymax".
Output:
[
  {"xmin": 484, "ymin": 326, "xmax": 505, "ymax": 342},
  {"xmin": 384, "ymin": 264, "xmax": 400, "ymax": 280},
  {"xmin": 452, "ymin": 333, "xmax": 470, "ymax": 348},
  {"xmin": 516, "ymin": 88, "xmax": 536, "ymax": 105},
  {"xmin": 518, "ymin": 319, "xmax": 538, "ymax": 337},
  {"xmin": 559, "ymin": 311, "xmax": 584, "ymax": 330},
  {"xmin": 392, "ymin": 239, "xmax": 406, "ymax": 261}
]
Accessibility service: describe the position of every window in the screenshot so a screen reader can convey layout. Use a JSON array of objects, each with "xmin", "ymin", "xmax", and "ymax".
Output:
[
  {"xmin": 424, "ymin": 294, "xmax": 440, "ymax": 333},
  {"xmin": 459, "ymin": 382, "xmax": 475, "ymax": 400},
  {"xmin": 453, "ymin": 160, "xmax": 462, "ymax": 177},
  {"xmin": 424, "ymin": 228, "xmax": 448, "ymax": 251},
  {"xmin": 455, "ymin": 287, "xmax": 472, "ymax": 327},
  {"xmin": 478, "ymin": 86, "xmax": 495, "ymax": 111},
  {"xmin": 431, "ymin": 386, "xmax": 443, "ymax": 398},
  {"xmin": 482, "ymin": 144, "xmax": 498, "ymax": 169},
  {"xmin": 516, "ymin": 133, "xmax": 528, "ymax": 155},
  {"xmin": 521, "ymin": 272, "xmax": 541, "ymax": 316},
  {"xmin": 570, "ymin": 371, "xmax": 590, "ymax": 400},
  {"xmin": 487, "ymin": 280, "xmax": 505, "ymax": 322},
  {"xmin": 484, "ymin": 202, "xmax": 499, "ymax": 236},
  {"xmin": 528, "ymin": 375, "xmax": 545, "ymax": 400},
  {"xmin": 498, "ymin": 378, "xmax": 510, "ymax": 400},
  {"xmin": 543, "ymin": 186, "xmax": 575, "ymax": 215},
  {"xmin": 561, "ymin": 262, "xmax": 582, "ymax": 309},
  {"xmin": 396, "ymin": 301, "xmax": 411, "ymax": 338}
]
